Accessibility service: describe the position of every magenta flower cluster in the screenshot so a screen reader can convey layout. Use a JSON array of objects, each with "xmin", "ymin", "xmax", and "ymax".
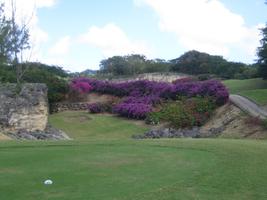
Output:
[
  {"xmin": 113, "ymin": 103, "xmax": 152, "ymax": 119},
  {"xmin": 70, "ymin": 78, "xmax": 93, "ymax": 93},
  {"xmin": 70, "ymin": 77, "xmax": 229, "ymax": 119}
]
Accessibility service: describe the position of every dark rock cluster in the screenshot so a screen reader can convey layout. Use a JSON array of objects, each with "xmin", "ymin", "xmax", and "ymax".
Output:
[
  {"xmin": 133, "ymin": 126, "xmax": 225, "ymax": 139},
  {"xmin": 133, "ymin": 127, "xmax": 201, "ymax": 139},
  {"xmin": 5, "ymin": 125, "xmax": 71, "ymax": 140},
  {"xmin": 50, "ymin": 102, "xmax": 88, "ymax": 113}
]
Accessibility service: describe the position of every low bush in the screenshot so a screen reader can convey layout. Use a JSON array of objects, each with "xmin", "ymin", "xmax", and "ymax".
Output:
[
  {"xmin": 88, "ymin": 102, "xmax": 112, "ymax": 113},
  {"xmin": 146, "ymin": 97, "xmax": 215, "ymax": 128},
  {"xmin": 145, "ymin": 112, "xmax": 164, "ymax": 125},
  {"xmin": 262, "ymin": 119, "xmax": 267, "ymax": 129}
]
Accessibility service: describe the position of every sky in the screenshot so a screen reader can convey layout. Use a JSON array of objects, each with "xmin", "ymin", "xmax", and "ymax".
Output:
[{"xmin": 1, "ymin": 0, "xmax": 267, "ymax": 72}]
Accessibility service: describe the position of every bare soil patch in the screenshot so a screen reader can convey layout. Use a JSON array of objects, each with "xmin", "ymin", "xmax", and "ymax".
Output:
[
  {"xmin": 0, "ymin": 133, "xmax": 11, "ymax": 141},
  {"xmin": 201, "ymin": 103, "xmax": 267, "ymax": 139}
]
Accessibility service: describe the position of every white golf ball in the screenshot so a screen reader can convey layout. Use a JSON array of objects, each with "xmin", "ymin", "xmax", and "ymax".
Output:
[{"xmin": 44, "ymin": 179, "xmax": 53, "ymax": 185}]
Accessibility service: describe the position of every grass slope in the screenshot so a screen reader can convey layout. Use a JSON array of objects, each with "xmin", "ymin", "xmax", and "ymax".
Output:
[
  {"xmin": 223, "ymin": 78, "xmax": 267, "ymax": 105},
  {"xmin": 1, "ymin": 111, "xmax": 267, "ymax": 199}
]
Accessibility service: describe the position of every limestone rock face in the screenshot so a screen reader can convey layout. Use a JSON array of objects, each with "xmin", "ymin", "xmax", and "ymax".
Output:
[{"xmin": 0, "ymin": 83, "xmax": 48, "ymax": 132}]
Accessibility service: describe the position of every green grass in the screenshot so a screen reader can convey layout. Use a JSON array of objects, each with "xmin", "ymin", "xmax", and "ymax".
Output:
[
  {"xmin": 48, "ymin": 111, "xmax": 150, "ymax": 140},
  {"xmin": 223, "ymin": 78, "xmax": 267, "ymax": 94},
  {"xmin": 1, "ymin": 111, "xmax": 267, "ymax": 199},
  {"xmin": 223, "ymin": 78, "xmax": 267, "ymax": 105},
  {"xmin": 239, "ymin": 89, "xmax": 267, "ymax": 106}
]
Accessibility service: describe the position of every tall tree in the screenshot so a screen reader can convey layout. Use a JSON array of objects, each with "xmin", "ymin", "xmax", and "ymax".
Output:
[
  {"xmin": 0, "ymin": 3, "xmax": 12, "ymax": 63},
  {"xmin": 257, "ymin": 25, "xmax": 267, "ymax": 79},
  {"xmin": 257, "ymin": 1, "xmax": 267, "ymax": 79},
  {"xmin": 10, "ymin": 0, "xmax": 30, "ymax": 84}
]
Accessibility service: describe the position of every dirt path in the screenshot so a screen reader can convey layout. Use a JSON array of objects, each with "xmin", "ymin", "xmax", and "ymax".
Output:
[{"xmin": 229, "ymin": 94, "xmax": 267, "ymax": 119}]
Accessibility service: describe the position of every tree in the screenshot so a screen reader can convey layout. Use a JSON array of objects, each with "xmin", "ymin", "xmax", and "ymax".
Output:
[
  {"xmin": 257, "ymin": 25, "xmax": 267, "ymax": 79},
  {"xmin": 0, "ymin": 1, "xmax": 30, "ymax": 84},
  {"xmin": 257, "ymin": 1, "xmax": 267, "ymax": 79},
  {"xmin": 0, "ymin": 3, "xmax": 12, "ymax": 63},
  {"xmin": 10, "ymin": 0, "xmax": 30, "ymax": 84},
  {"xmin": 170, "ymin": 50, "xmax": 228, "ymax": 75}
]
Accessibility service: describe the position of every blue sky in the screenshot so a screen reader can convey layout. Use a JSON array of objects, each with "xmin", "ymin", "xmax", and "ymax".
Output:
[{"xmin": 4, "ymin": 0, "xmax": 267, "ymax": 72}]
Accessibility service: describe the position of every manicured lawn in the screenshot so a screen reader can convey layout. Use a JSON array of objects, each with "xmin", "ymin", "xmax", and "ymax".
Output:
[
  {"xmin": 48, "ymin": 111, "xmax": 150, "ymax": 140},
  {"xmin": 223, "ymin": 78, "xmax": 267, "ymax": 94},
  {"xmin": 223, "ymin": 78, "xmax": 267, "ymax": 105},
  {"xmin": 1, "ymin": 111, "xmax": 267, "ymax": 199}
]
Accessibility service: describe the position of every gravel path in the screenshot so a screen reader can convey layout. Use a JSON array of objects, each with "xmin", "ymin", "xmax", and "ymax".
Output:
[{"xmin": 229, "ymin": 94, "xmax": 267, "ymax": 119}]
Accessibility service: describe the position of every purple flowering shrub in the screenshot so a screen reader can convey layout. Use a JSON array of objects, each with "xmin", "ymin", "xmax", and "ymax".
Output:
[
  {"xmin": 113, "ymin": 103, "xmax": 152, "ymax": 119},
  {"xmin": 70, "ymin": 78, "xmax": 93, "ymax": 93},
  {"xmin": 70, "ymin": 77, "xmax": 229, "ymax": 120},
  {"xmin": 88, "ymin": 102, "xmax": 113, "ymax": 113},
  {"xmin": 88, "ymin": 103, "xmax": 103, "ymax": 113}
]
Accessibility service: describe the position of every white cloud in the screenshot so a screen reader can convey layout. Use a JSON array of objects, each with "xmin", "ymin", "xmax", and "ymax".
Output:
[
  {"xmin": 136, "ymin": 0, "xmax": 262, "ymax": 62},
  {"xmin": 79, "ymin": 23, "xmax": 152, "ymax": 57},
  {"xmin": 49, "ymin": 36, "xmax": 71, "ymax": 55}
]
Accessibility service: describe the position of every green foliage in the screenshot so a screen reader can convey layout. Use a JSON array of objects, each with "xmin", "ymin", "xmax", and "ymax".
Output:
[
  {"xmin": 22, "ymin": 63, "xmax": 68, "ymax": 103},
  {"xmin": 257, "ymin": 25, "xmax": 267, "ymax": 79},
  {"xmin": 162, "ymin": 101, "xmax": 195, "ymax": 128},
  {"xmin": 171, "ymin": 50, "xmax": 258, "ymax": 79},
  {"xmin": 98, "ymin": 51, "xmax": 258, "ymax": 80},
  {"xmin": 99, "ymin": 54, "xmax": 170, "ymax": 76},
  {"xmin": 0, "ymin": 64, "xmax": 16, "ymax": 82},
  {"xmin": 0, "ymin": 4, "xmax": 12, "ymax": 63},
  {"xmin": 0, "ymin": 2, "xmax": 30, "ymax": 84},
  {"xmin": 262, "ymin": 119, "xmax": 267, "ymax": 129},
  {"xmin": 0, "ymin": 3, "xmax": 30, "ymax": 63},
  {"xmin": 146, "ymin": 111, "xmax": 163, "ymax": 125},
  {"xmin": 0, "ymin": 62, "xmax": 69, "ymax": 103},
  {"xmin": 146, "ymin": 97, "xmax": 215, "ymax": 128}
]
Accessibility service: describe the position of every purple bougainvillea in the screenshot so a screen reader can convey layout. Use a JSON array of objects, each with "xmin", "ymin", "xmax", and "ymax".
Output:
[
  {"xmin": 70, "ymin": 77, "xmax": 229, "ymax": 119},
  {"xmin": 70, "ymin": 78, "xmax": 93, "ymax": 93},
  {"xmin": 113, "ymin": 103, "xmax": 152, "ymax": 119},
  {"xmin": 87, "ymin": 103, "xmax": 103, "ymax": 113}
]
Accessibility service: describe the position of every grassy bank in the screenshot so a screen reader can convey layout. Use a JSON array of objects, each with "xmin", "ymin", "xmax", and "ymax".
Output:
[{"xmin": 223, "ymin": 78, "xmax": 267, "ymax": 105}]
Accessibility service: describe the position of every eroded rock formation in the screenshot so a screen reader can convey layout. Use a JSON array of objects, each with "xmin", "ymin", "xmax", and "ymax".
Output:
[{"xmin": 0, "ymin": 83, "xmax": 48, "ymax": 133}]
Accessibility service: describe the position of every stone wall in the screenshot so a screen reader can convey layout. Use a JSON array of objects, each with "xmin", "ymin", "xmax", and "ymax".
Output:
[
  {"xmin": 134, "ymin": 73, "xmax": 189, "ymax": 82},
  {"xmin": 50, "ymin": 102, "xmax": 88, "ymax": 113},
  {"xmin": 106, "ymin": 73, "xmax": 190, "ymax": 83},
  {"xmin": 52, "ymin": 93, "xmax": 120, "ymax": 113},
  {"xmin": 0, "ymin": 83, "xmax": 48, "ymax": 132}
]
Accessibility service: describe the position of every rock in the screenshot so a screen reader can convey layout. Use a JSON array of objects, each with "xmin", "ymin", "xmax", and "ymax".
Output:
[
  {"xmin": 0, "ymin": 83, "xmax": 48, "ymax": 133},
  {"xmin": 134, "ymin": 127, "xmax": 202, "ymax": 139},
  {"xmin": 5, "ymin": 125, "xmax": 71, "ymax": 140},
  {"xmin": 0, "ymin": 83, "xmax": 70, "ymax": 140}
]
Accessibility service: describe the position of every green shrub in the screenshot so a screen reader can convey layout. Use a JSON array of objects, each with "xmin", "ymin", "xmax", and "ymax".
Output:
[
  {"xmin": 146, "ymin": 97, "xmax": 216, "ymax": 128},
  {"xmin": 261, "ymin": 119, "xmax": 267, "ymax": 130},
  {"xmin": 146, "ymin": 112, "xmax": 163, "ymax": 125}
]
